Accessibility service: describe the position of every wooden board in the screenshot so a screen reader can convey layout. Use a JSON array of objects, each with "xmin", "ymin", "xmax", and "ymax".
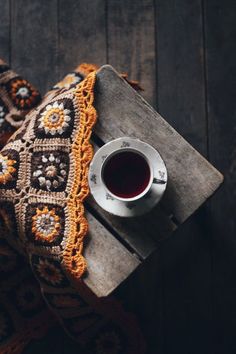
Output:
[
  {"xmin": 83, "ymin": 212, "xmax": 140, "ymax": 297},
  {"xmin": 93, "ymin": 65, "xmax": 223, "ymax": 223},
  {"xmin": 81, "ymin": 65, "xmax": 224, "ymax": 274}
]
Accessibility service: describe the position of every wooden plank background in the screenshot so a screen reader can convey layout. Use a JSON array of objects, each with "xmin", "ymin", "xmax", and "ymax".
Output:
[{"xmin": 0, "ymin": 0, "xmax": 235, "ymax": 353}]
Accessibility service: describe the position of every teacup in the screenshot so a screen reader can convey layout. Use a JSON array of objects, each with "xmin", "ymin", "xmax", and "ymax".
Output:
[{"xmin": 88, "ymin": 137, "xmax": 167, "ymax": 217}]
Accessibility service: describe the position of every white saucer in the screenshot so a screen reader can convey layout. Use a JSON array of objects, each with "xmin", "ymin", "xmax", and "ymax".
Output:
[{"xmin": 88, "ymin": 137, "xmax": 167, "ymax": 217}]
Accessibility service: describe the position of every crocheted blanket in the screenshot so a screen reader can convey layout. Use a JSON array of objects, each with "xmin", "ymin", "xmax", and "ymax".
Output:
[{"xmin": 0, "ymin": 60, "xmax": 146, "ymax": 354}]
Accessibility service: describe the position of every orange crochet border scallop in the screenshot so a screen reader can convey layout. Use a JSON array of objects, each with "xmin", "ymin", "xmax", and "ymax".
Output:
[{"xmin": 62, "ymin": 71, "xmax": 97, "ymax": 280}]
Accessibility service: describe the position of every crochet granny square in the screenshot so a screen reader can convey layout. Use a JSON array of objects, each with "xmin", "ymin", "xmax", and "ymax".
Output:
[
  {"xmin": 0, "ymin": 71, "xmax": 97, "ymax": 285},
  {"xmin": 0, "ymin": 59, "xmax": 41, "ymax": 147}
]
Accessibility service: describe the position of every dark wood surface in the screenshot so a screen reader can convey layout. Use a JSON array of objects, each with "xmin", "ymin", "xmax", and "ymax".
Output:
[{"xmin": 0, "ymin": 1, "xmax": 235, "ymax": 353}]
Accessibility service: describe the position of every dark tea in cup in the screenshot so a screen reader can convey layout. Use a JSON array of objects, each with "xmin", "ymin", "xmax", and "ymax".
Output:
[{"xmin": 102, "ymin": 150, "xmax": 151, "ymax": 199}]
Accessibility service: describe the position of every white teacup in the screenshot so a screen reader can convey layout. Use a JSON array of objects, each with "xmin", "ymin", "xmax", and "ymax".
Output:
[{"xmin": 89, "ymin": 137, "xmax": 167, "ymax": 217}]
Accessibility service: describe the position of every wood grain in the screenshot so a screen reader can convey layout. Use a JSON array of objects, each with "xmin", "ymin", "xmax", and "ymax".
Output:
[
  {"xmin": 107, "ymin": 0, "xmax": 156, "ymax": 106},
  {"xmin": 155, "ymin": 0, "xmax": 207, "ymax": 157},
  {"xmin": 0, "ymin": 0, "xmax": 10, "ymax": 63},
  {"xmin": 83, "ymin": 212, "xmax": 140, "ymax": 297},
  {"xmin": 11, "ymin": 0, "xmax": 58, "ymax": 94},
  {"xmin": 204, "ymin": 1, "xmax": 236, "ymax": 352},
  {"xmin": 155, "ymin": 2, "xmax": 213, "ymax": 353},
  {"xmin": 58, "ymin": 0, "xmax": 107, "ymax": 77}
]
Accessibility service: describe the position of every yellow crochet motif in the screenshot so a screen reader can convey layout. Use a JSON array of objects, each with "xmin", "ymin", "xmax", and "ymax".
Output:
[
  {"xmin": 0, "ymin": 154, "xmax": 16, "ymax": 184},
  {"xmin": 62, "ymin": 71, "xmax": 97, "ymax": 279},
  {"xmin": 32, "ymin": 206, "xmax": 61, "ymax": 243}
]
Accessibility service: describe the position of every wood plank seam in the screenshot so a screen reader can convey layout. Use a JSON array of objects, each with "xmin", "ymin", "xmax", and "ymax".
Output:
[{"xmin": 85, "ymin": 201, "xmax": 144, "ymax": 261}]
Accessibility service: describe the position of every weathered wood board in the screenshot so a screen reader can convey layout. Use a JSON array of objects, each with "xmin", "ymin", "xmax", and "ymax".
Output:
[
  {"xmin": 93, "ymin": 65, "xmax": 223, "ymax": 223},
  {"xmin": 80, "ymin": 65, "xmax": 223, "ymax": 297},
  {"xmin": 83, "ymin": 212, "xmax": 140, "ymax": 297}
]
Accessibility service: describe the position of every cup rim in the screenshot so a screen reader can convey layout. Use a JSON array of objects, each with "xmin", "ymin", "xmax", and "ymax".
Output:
[{"xmin": 100, "ymin": 147, "xmax": 154, "ymax": 202}]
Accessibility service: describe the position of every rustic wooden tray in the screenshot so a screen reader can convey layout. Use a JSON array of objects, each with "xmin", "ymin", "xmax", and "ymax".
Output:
[{"xmin": 81, "ymin": 65, "xmax": 223, "ymax": 297}]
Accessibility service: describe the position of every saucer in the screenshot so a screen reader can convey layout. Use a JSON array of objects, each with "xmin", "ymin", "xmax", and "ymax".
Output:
[{"xmin": 88, "ymin": 137, "xmax": 168, "ymax": 217}]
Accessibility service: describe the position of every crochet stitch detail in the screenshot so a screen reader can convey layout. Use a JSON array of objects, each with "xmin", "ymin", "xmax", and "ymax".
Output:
[
  {"xmin": 62, "ymin": 71, "xmax": 97, "ymax": 279},
  {"xmin": 0, "ymin": 71, "xmax": 97, "ymax": 283}
]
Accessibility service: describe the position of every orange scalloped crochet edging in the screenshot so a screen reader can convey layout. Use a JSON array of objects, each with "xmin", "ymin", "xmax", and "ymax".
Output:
[
  {"xmin": 62, "ymin": 71, "xmax": 97, "ymax": 280},
  {"xmin": 76, "ymin": 63, "xmax": 99, "ymax": 77}
]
